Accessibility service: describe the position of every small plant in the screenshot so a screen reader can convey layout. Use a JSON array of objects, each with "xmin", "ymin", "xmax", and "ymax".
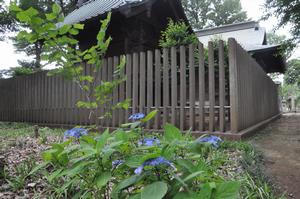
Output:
[
  {"xmin": 6, "ymin": 158, "xmax": 37, "ymax": 192},
  {"xmin": 159, "ymin": 19, "xmax": 198, "ymax": 48}
]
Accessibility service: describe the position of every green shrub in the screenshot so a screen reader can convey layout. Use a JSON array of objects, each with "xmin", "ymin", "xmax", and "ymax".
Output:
[
  {"xmin": 31, "ymin": 111, "xmax": 240, "ymax": 199},
  {"xmin": 159, "ymin": 19, "xmax": 198, "ymax": 48}
]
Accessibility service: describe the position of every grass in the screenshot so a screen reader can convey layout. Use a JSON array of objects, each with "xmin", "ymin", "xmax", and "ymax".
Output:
[
  {"xmin": 221, "ymin": 141, "xmax": 286, "ymax": 199},
  {"xmin": 0, "ymin": 122, "xmax": 64, "ymax": 138}
]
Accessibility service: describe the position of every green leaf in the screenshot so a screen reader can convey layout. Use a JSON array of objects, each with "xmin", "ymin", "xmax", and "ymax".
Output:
[
  {"xmin": 52, "ymin": 3, "xmax": 61, "ymax": 14},
  {"xmin": 112, "ymin": 175, "xmax": 144, "ymax": 199},
  {"xmin": 46, "ymin": 13, "xmax": 56, "ymax": 21},
  {"xmin": 214, "ymin": 181, "xmax": 240, "ymax": 199},
  {"xmin": 59, "ymin": 24, "xmax": 72, "ymax": 35},
  {"xmin": 198, "ymin": 183, "xmax": 213, "ymax": 199},
  {"xmin": 141, "ymin": 110, "xmax": 158, "ymax": 123},
  {"xmin": 16, "ymin": 12, "xmax": 30, "ymax": 22},
  {"xmin": 183, "ymin": 171, "xmax": 204, "ymax": 182},
  {"xmin": 9, "ymin": 4, "xmax": 22, "ymax": 12},
  {"xmin": 126, "ymin": 155, "xmax": 144, "ymax": 168},
  {"xmin": 96, "ymin": 129, "xmax": 110, "ymax": 153},
  {"xmin": 163, "ymin": 123, "xmax": 183, "ymax": 142},
  {"xmin": 74, "ymin": 23, "xmax": 85, "ymax": 30},
  {"xmin": 69, "ymin": 28, "xmax": 79, "ymax": 35},
  {"xmin": 128, "ymin": 194, "xmax": 141, "ymax": 199},
  {"xmin": 141, "ymin": 181, "xmax": 168, "ymax": 199},
  {"xmin": 27, "ymin": 162, "xmax": 48, "ymax": 176},
  {"xmin": 95, "ymin": 172, "xmax": 111, "ymax": 188}
]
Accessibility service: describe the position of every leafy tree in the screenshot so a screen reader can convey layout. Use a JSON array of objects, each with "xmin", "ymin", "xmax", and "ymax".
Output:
[
  {"xmin": 10, "ymin": 0, "xmax": 77, "ymax": 68},
  {"xmin": 264, "ymin": 0, "xmax": 300, "ymax": 44},
  {"xmin": 11, "ymin": 3, "xmax": 128, "ymax": 121},
  {"xmin": 284, "ymin": 59, "xmax": 300, "ymax": 86},
  {"xmin": 0, "ymin": 0, "xmax": 15, "ymax": 40},
  {"xmin": 181, "ymin": 0, "xmax": 248, "ymax": 30}
]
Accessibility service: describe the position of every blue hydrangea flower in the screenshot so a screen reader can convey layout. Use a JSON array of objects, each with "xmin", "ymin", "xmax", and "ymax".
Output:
[
  {"xmin": 63, "ymin": 128, "xmax": 88, "ymax": 141},
  {"xmin": 112, "ymin": 160, "xmax": 125, "ymax": 168},
  {"xmin": 129, "ymin": 113, "xmax": 145, "ymax": 121},
  {"xmin": 134, "ymin": 157, "xmax": 175, "ymax": 175},
  {"xmin": 197, "ymin": 135, "xmax": 222, "ymax": 148},
  {"xmin": 138, "ymin": 138, "xmax": 161, "ymax": 147}
]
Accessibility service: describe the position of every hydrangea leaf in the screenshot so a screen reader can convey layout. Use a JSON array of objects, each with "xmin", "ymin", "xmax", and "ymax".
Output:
[
  {"xmin": 141, "ymin": 181, "xmax": 168, "ymax": 199},
  {"xmin": 163, "ymin": 123, "xmax": 183, "ymax": 142},
  {"xmin": 95, "ymin": 172, "xmax": 111, "ymax": 188},
  {"xmin": 214, "ymin": 181, "xmax": 240, "ymax": 199}
]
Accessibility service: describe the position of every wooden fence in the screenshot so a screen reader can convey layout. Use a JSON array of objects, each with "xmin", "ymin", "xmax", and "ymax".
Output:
[
  {"xmin": 0, "ymin": 39, "xmax": 280, "ymax": 134},
  {"xmin": 228, "ymin": 38, "xmax": 280, "ymax": 133}
]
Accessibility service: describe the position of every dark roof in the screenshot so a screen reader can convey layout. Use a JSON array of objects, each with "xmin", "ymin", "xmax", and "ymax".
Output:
[{"xmin": 58, "ymin": 0, "xmax": 143, "ymax": 26}]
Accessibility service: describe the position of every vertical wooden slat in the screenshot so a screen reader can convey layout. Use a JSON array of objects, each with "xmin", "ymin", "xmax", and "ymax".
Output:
[
  {"xmin": 112, "ymin": 56, "xmax": 119, "ymax": 127},
  {"xmin": 208, "ymin": 41, "xmax": 215, "ymax": 132},
  {"xmin": 119, "ymin": 56, "xmax": 125, "ymax": 125},
  {"xmin": 107, "ymin": 57, "xmax": 113, "ymax": 127},
  {"xmin": 132, "ymin": 53, "xmax": 139, "ymax": 114},
  {"xmin": 154, "ymin": 49, "xmax": 161, "ymax": 129},
  {"xmin": 219, "ymin": 40, "xmax": 226, "ymax": 132},
  {"xmin": 146, "ymin": 50, "xmax": 153, "ymax": 129},
  {"xmin": 171, "ymin": 47, "xmax": 177, "ymax": 125},
  {"xmin": 125, "ymin": 54, "xmax": 132, "ymax": 121},
  {"xmin": 179, "ymin": 46, "xmax": 186, "ymax": 130},
  {"xmin": 198, "ymin": 43, "xmax": 205, "ymax": 131},
  {"xmin": 139, "ymin": 52, "xmax": 146, "ymax": 114},
  {"xmin": 100, "ymin": 59, "xmax": 108, "ymax": 126},
  {"xmin": 189, "ymin": 44, "xmax": 196, "ymax": 130},
  {"xmin": 228, "ymin": 38, "xmax": 239, "ymax": 133},
  {"xmin": 163, "ymin": 48, "xmax": 169, "ymax": 125}
]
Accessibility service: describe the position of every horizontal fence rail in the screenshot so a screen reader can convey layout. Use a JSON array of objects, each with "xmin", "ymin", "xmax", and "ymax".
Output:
[{"xmin": 0, "ymin": 41, "xmax": 231, "ymax": 133}]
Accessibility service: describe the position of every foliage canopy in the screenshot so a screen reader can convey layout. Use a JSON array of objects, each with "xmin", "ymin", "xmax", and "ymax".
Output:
[{"xmin": 181, "ymin": 0, "xmax": 248, "ymax": 30}]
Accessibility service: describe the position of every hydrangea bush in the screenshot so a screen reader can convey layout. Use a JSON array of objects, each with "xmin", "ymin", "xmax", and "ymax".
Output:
[{"xmin": 32, "ymin": 111, "xmax": 240, "ymax": 199}]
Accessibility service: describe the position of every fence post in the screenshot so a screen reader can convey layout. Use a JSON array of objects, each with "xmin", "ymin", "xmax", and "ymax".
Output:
[{"xmin": 228, "ymin": 38, "xmax": 239, "ymax": 133}]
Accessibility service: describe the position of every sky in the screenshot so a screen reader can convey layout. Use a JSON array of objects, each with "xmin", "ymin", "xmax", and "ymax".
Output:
[{"xmin": 0, "ymin": 0, "xmax": 299, "ymax": 71}]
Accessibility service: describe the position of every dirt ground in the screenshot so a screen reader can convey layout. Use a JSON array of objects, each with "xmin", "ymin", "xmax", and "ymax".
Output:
[{"xmin": 250, "ymin": 113, "xmax": 300, "ymax": 199}]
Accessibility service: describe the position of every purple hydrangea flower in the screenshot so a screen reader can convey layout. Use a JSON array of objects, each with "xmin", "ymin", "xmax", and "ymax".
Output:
[
  {"xmin": 63, "ymin": 128, "xmax": 88, "ymax": 141},
  {"xmin": 197, "ymin": 135, "xmax": 222, "ymax": 148},
  {"xmin": 134, "ymin": 157, "xmax": 175, "ymax": 175},
  {"xmin": 112, "ymin": 160, "xmax": 125, "ymax": 168},
  {"xmin": 138, "ymin": 138, "xmax": 161, "ymax": 147},
  {"xmin": 129, "ymin": 113, "xmax": 145, "ymax": 121}
]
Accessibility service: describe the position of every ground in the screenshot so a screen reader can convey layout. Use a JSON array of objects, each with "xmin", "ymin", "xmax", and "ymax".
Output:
[{"xmin": 250, "ymin": 113, "xmax": 300, "ymax": 199}]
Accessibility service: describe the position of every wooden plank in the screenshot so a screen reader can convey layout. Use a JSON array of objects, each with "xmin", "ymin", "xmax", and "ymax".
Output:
[
  {"xmin": 132, "ymin": 53, "xmax": 139, "ymax": 114},
  {"xmin": 198, "ymin": 43, "xmax": 205, "ymax": 131},
  {"xmin": 189, "ymin": 44, "xmax": 196, "ymax": 130},
  {"xmin": 139, "ymin": 51, "xmax": 146, "ymax": 114},
  {"xmin": 208, "ymin": 41, "xmax": 215, "ymax": 132},
  {"xmin": 119, "ymin": 56, "xmax": 125, "ymax": 125},
  {"xmin": 228, "ymin": 38, "xmax": 239, "ymax": 133},
  {"xmin": 125, "ymin": 54, "xmax": 132, "ymax": 122},
  {"xmin": 162, "ymin": 48, "xmax": 169, "ymax": 125},
  {"xmin": 146, "ymin": 50, "xmax": 153, "ymax": 129},
  {"xmin": 154, "ymin": 49, "xmax": 161, "ymax": 129},
  {"xmin": 100, "ymin": 58, "xmax": 108, "ymax": 126},
  {"xmin": 179, "ymin": 46, "xmax": 186, "ymax": 130},
  {"xmin": 171, "ymin": 47, "xmax": 177, "ymax": 125},
  {"xmin": 112, "ymin": 56, "xmax": 119, "ymax": 127},
  {"xmin": 219, "ymin": 40, "xmax": 226, "ymax": 132},
  {"xmin": 107, "ymin": 57, "xmax": 113, "ymax": 127}
]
